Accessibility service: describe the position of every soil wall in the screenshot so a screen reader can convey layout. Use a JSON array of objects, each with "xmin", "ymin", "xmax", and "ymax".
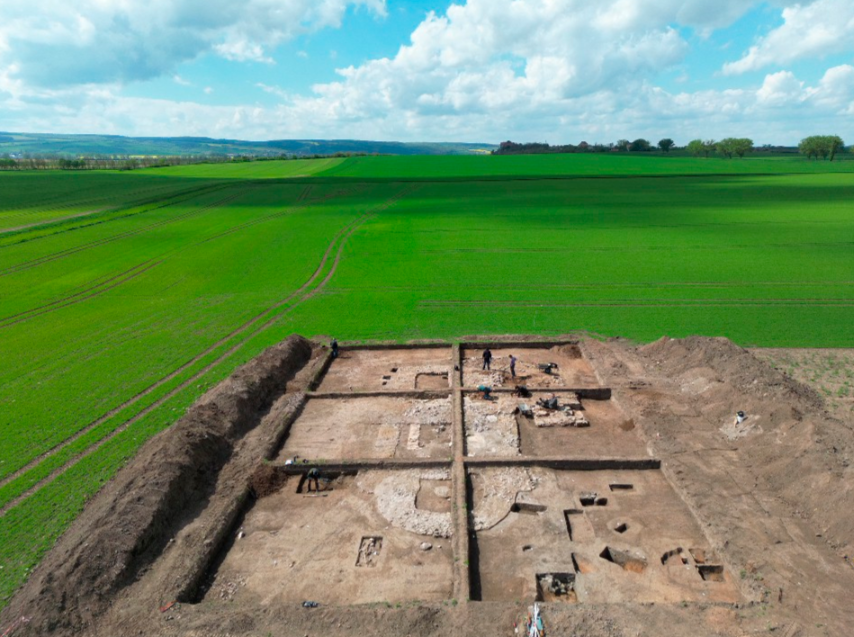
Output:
[{"xmin": 1, "ymin": 335, "xmax": 313, "ymax": 636}]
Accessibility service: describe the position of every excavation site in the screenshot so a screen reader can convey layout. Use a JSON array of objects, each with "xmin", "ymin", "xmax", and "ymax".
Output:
[{"xmin": 2, "ymin": 336, "xmax": 853, "ymax": 637}]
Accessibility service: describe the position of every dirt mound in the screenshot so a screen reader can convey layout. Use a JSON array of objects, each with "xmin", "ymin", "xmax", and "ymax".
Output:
[
  {"xmin": 637, "ymin": 336, "xmax": 822, "ymax": 408},
  {"xmin": 635, "ymin": 337, "xmax": 851, "ymax": 546},
  {"xmin": 1, "ymin": 336, "xmax": 313, "ymax": 637},
  {"xmin": 249, "ymin": 464, "xmax": 292, "ymax": 498}
]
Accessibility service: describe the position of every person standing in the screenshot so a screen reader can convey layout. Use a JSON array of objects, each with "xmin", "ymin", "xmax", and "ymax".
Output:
[
  {"xmin": 482, "ymin": 348, "xmax": 493, "ymax": 370},
  {"xmin": 509, "ymin": 354, "xmax": 517, "ymax": 378},
  {"xmin": 307, "ymin": 467, "xmax": 321, "ymax": 492},
  {"xmin": 331, "ymin": 338, "xmax": 339, "ymax": 359}
]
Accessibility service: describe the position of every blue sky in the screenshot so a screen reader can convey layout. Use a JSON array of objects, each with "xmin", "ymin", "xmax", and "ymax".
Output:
[{"xmin": 1, "ymin": 0, "xmax": 853, "ymax": 144}]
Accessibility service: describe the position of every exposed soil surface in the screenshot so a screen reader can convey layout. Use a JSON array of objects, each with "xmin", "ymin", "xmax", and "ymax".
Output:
[
  {"xmin": 462, "ymin": 345, "xmax": 597, "ymax": 389},
  {"xmin": 3, "ymin": 336, "xmax": 853, "ymax": 637},
  {"xmin": 318, "ymin": 348, "xmax": 452, "ymax": 392},
  {"xmin": 206, "ymin": 470, "xmax": 453, "ymax": 606},
  {"xmin": 277, "ymin": 395, "xmax": 453, "ymax": 460},
  {"xmin": 464, "ymin": 392, "xmax": 638, "ymax": 458},
  {"xmin": 471, "ymin": 467, "xmax": 738, "ymax": 604}
]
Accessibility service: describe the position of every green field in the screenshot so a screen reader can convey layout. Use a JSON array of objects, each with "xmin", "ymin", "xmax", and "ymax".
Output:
[{"xmin": 0, "ymin": 154, "xmax": 852, "ymax": 607}]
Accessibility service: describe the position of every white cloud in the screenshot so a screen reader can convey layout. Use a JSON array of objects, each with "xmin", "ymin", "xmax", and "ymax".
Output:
[
  {"xmin": 173, "ymin": 75, "xmax": 192, "ymax": 86},
  {"xmin": 214, "ymin": 41, "xmax": 274, "ymax": 64},
  {"xmin": 813, "ymin": 64, "xmax": 854, "ymax": 111},
  {"xmin": 3, "ymin": 65, "xmax": 851, "ymax": 145},
  {"xmin": 257, "ymin": 83, "xmax": 289, "ymax": 99},
  {"xmin": 293, "ymin": 0, "xmax": 697, "ymax": 129},
  {"xmin": 757, "ymin": 70, "xmax": 808, "ymax": 106},
  {"xmin": 1, "ymin": 0, "xmax": 852, "ymax": 144},
  {"xmin": 724, "ymin": 0, "xmax": 854, "ymax": 74},
  {"xmin": 0, "ymin": 0, "xmax": 387, "ymax": 87}
]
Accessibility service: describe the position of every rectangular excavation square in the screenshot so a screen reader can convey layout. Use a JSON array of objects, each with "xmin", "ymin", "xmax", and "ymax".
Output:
[
  {"xmin": 463, "ymin": 391, "xmax": 643, "ymax": 458},
  {"xmin": 356, "ymin": 537, "xmax": 383, "ymax": 567},
  {"xmin": 468, "ymin": 467, "xmax": 739, "ymax": 604},
  {"xmin": 278, "ymin": 395, "xmax": 453, "ymax": 460},
  {"xmin": 462, "ymin": 344, "xmax": 599, "ymax": 389},
  {"xmin": 317, "ymin": 347, "xmax": 453, "ymax": 392},
  {"xmin": 205, "ymin": 469, "xmax": 453, "ymax": 606}
]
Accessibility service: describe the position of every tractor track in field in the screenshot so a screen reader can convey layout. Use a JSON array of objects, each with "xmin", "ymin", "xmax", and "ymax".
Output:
[
  {"xmin": 191, "ymin": 186, "xmax": 357, "ymax": 247},
  {"xmin": 0, "ymin": 182, "xmax": 204, "ymax": 222},
  {"xmin": 0, "ymin": 185, "xmax": 415, "ymax": 517},
  {"xmin": 0, "ymin": 208, "xmax": 110, "ymax": 234},
  {"xmin": 0, "ymin": 182, "xmax": 205, "ymax": 231},
  {"xmin": 334, "ymin": 281, "xmax": 854, "ymax": 292},
  {"xmin": 0, "ymin": 259, "xmax": 164, "ymax": 329},
  {"xmin": 0, "ymin": 184, "xmax": 243, "ymax": 275},
  {"xmin": 0, "ymin": 186, "xmax": 354, "ymax": 331},
  {"xmin": 418, "ymin": 299, "xmax": 854, "ymax": 308}
]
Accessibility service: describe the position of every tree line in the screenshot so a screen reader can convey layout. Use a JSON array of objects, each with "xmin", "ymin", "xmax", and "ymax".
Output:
[
  {"xmin": 496, "ymin": 135, "xmax": 848, "ymax": 160},
  {"xmin": 686, "ymin": 138, "xmax": 754, "ymax": 158},
  {"xmin": 0, "ymin": 151, "xmax": 370, "ymax": 171},
  {"xmin": 493, "ymin": 139, "xmax": 677, "ymax": 154},
  {"xmin": 797, "ymin": 135, "xmax": 845, "ymax": 161}
]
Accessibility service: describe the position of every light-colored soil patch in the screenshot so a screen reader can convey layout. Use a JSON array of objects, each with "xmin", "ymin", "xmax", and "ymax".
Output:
[
  {"xmin": 278, "ymin": 396, "xmax": 452, "ymax": 460},
  {"xmin": 464, "ymin": 392, "xmax": 644, "ymax": 458},
  {"xmin": 318, "ymin": 348, "xmax": 453, "ymax": 392},
  {"xmin": 471, "ymin": 467, "xmax": 739, "ymax": 604},
  {"xmin": 208, "ymin": 470, "xmax": 453, "ymax": 606}
]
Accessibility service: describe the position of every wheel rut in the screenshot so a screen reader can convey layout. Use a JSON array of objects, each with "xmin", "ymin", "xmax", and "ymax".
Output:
[
  {"xmin": 0, "ymin": 185, "xmax": 417, "ymax": 517},
  {"xmin": 0, "ymin": 184, "xmax": 241, "ymax": 276}
]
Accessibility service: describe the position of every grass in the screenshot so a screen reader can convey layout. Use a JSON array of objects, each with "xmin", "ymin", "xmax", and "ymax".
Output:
[
  {"xmin": 0, "ymin": 153, "xmax": 852, "ymax": 609},
  {"xmin": 315, "ymin": 153, "xmax": 854, "ymax": 179},
  {"xmin": 0, "ymin": 172, "xmax": 224, "ymax": 232},
  {"xmin": 146, "ymin": 157, "xmax": 346, "ymax": 179}
]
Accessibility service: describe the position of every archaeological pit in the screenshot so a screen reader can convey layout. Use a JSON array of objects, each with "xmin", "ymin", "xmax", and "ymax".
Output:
[
  {"xmin": 197, "ymin": 342, "xmax": 738, "ymax": 611},
  {"xmin": 9, "ymin": 335, "xmax": 854, "ymax": 637}
]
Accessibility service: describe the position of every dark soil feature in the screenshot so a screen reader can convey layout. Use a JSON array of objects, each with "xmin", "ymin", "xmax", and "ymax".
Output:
[
  {"xmin": 1, "ymin": 335, "xmax": 314, "ymax": 637},
  {"xmin": 249, "ymin": 464, "xmax": 291, "ymax": 498}
]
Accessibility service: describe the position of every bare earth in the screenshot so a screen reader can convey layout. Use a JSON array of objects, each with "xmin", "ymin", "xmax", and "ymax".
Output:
[{"xmin": 1, "ymin": 337, "xmax": 852, "ymax": 637}]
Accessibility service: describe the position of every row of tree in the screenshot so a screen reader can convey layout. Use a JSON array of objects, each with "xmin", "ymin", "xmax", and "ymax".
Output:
[
  {"xmin": 612, "ymin": 139, "xmax": 676, "ymax": 152},
  {"xmin": 493, "ymin": 139, "xmax": 677, "ymax": 154},
  {"xmin": 0, "ymin": 151, "xmax": 369, "ymax": 171},
  {"xmin": 686, "ymin": 138, "xmax": 755, "ymax": 159},
  {"xmin": 798, "ymin": 135, "xmax": 845, "ymax": 161},
  {"xmin": 684, "ymin": 136, "xmax": 847, "ymax": 160}
]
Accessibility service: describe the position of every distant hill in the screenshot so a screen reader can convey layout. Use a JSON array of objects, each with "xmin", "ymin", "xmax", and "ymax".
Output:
[{"xmin": 0, "ymin": 132, "xmax": 495, "ymax": 157}]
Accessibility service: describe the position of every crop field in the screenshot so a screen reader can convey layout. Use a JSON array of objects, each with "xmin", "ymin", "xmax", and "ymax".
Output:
[{"xmin": 0, "ymin": 154, "xmax": 852, "ymax": 608}]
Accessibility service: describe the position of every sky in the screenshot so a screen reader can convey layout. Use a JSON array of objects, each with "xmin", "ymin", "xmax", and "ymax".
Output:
[{"xmin": 0, "ymin": 0, "xmax": 853, "ymax": 144}]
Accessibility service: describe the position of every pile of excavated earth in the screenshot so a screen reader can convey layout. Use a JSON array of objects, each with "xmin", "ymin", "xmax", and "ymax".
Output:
[{"xmin": 1, "ymin": 335, "xmax": 852, "ymax": 637}]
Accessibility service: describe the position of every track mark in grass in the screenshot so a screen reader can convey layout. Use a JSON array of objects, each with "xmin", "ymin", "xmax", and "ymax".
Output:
[
  {"xmin": 0, "ymin": 185, "xmax": 415, "ymax": 516},
  {"xmin": 418, "ymin": 300, "xmax": 854, "ymax": 308},
  {"xmin": 0, "ymin": 187, "xmax": 360, "ymax": 490},
  {"xmin": 0, "ymin": 185, "xmax": 353, "ymax": 332},
  {"xmin": 0, "ymin": 181, "xmax": 234, "ymax": 248},
  {"xmin": 0, "ymin": 207, "xmax": 111, "ymax": 234},
  {"xmin": 0, "ymin": 185, "xmax": 245, "ymax": 275},
  {"xmin": 0, "ymin": 258, "xmax": 164, "ymax": 329}
]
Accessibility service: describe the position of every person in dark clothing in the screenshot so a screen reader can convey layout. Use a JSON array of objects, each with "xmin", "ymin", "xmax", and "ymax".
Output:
[
  {"xmin": 482, "ymin": 348, "xmax": 493, "ymax": 370},
  {"xmin": 509, "ymin": 354, "xmax": 517, "ymax": 378},
  {"xmin": 331, "ymin": 338, "xmax": 339, "ymax": 359},
  {"xmin": 307, "ymin": 468, "xmax": 321, "ymax": 492}
]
